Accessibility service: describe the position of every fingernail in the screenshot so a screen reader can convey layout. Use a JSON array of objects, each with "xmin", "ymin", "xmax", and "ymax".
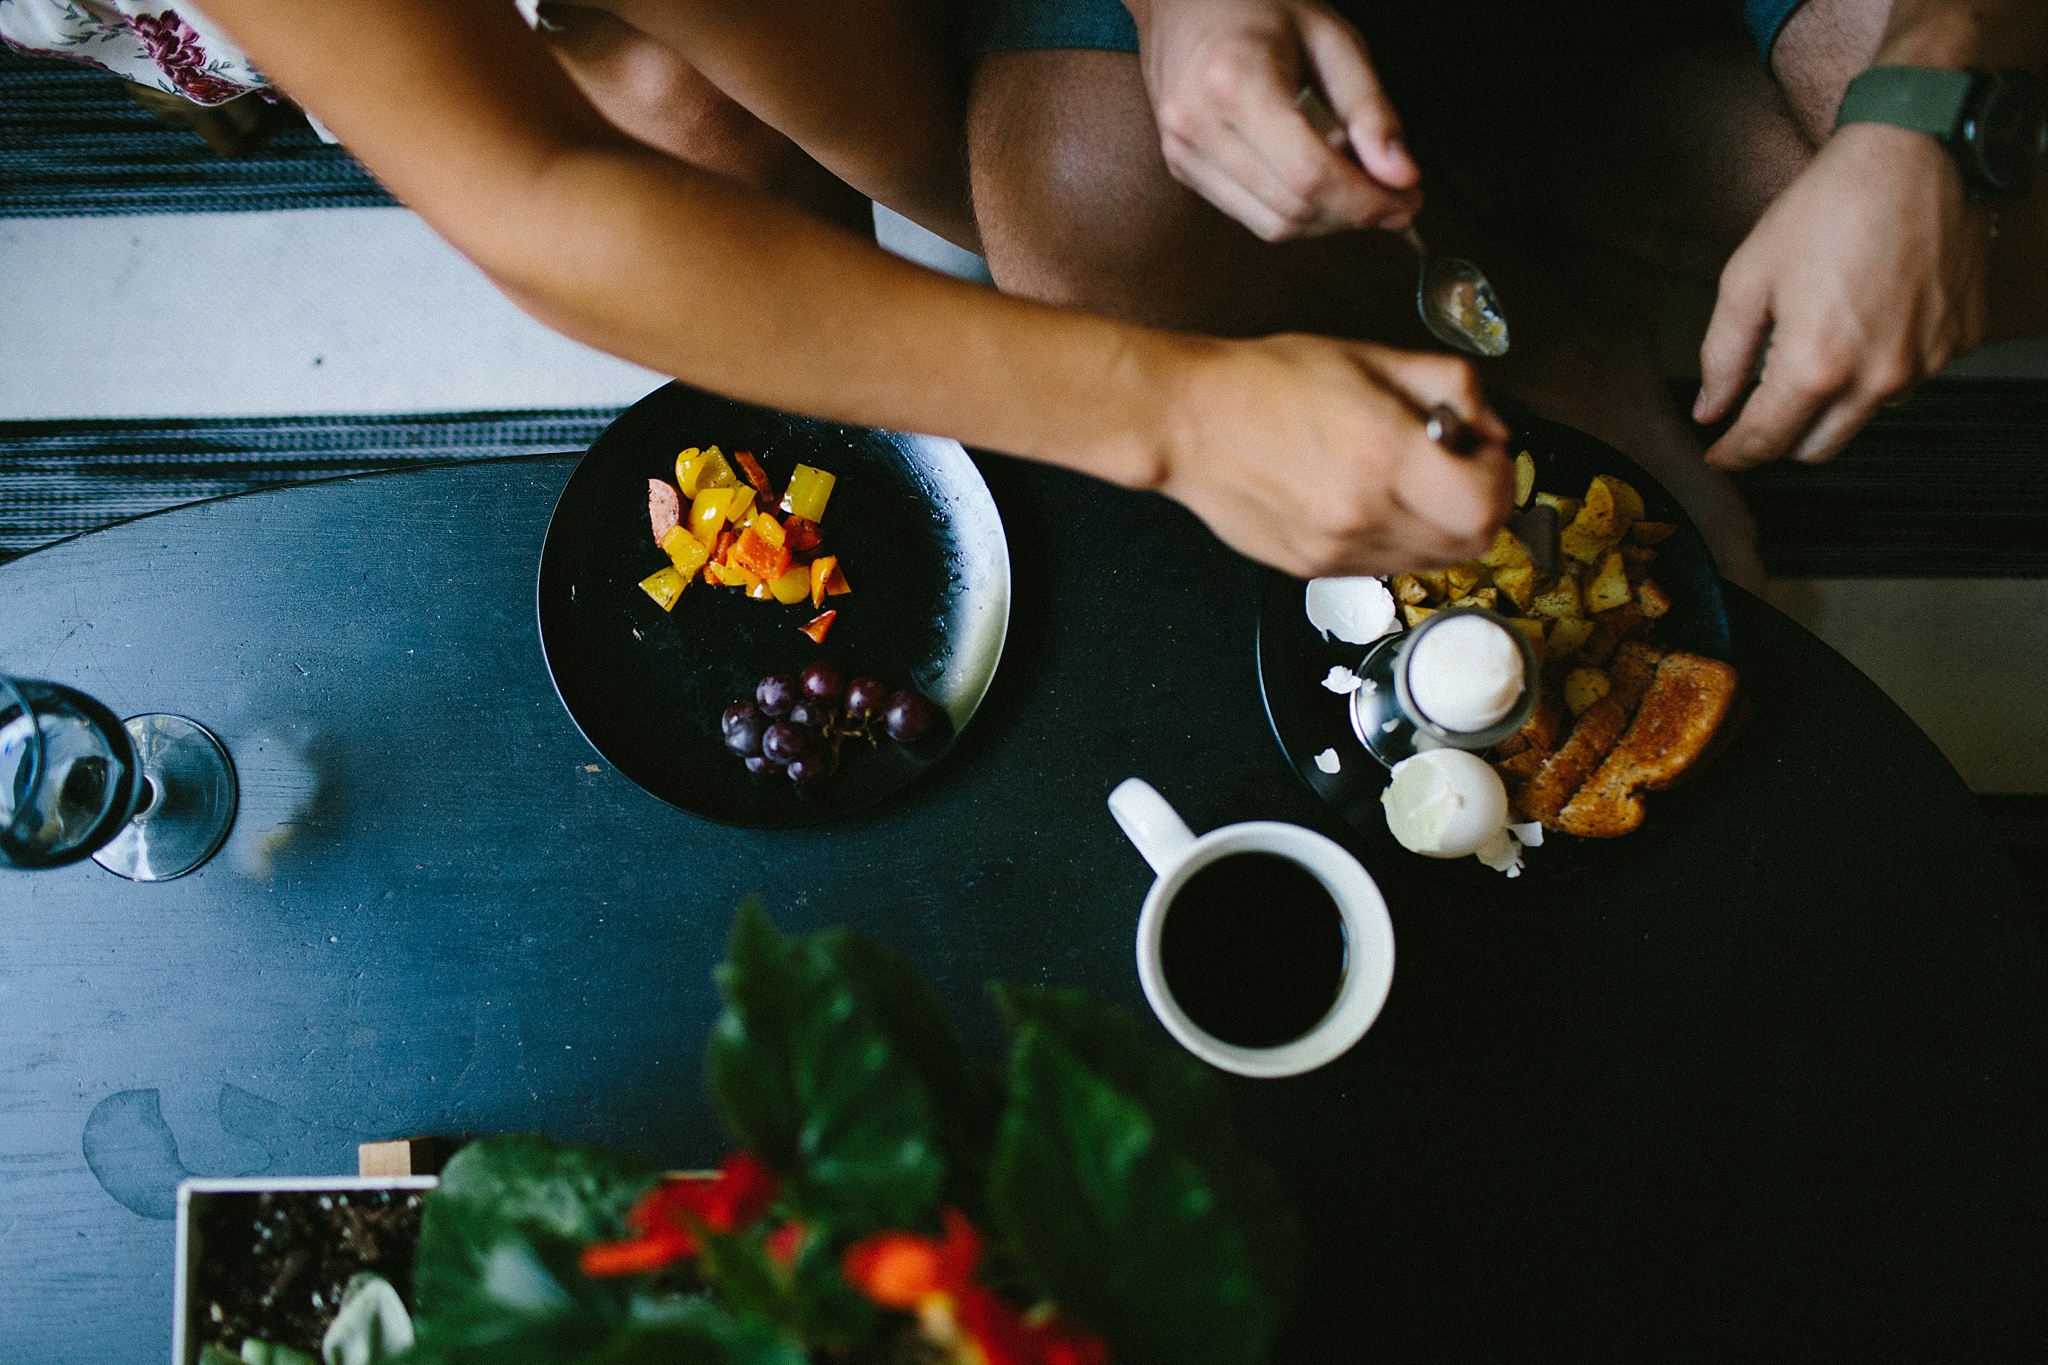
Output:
[{"xmin": 1691, "ymin": 390, "xmax": 1710, "ymax": 422}]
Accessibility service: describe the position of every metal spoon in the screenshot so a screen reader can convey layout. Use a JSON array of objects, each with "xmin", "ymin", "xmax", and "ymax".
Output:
[{"xmin": 1294, "ymin": 88, "xmax": 1510, "ymax": 358}]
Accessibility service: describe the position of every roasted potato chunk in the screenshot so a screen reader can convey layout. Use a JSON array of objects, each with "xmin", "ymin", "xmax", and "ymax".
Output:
[
  {"xmin": 1532, "ymin": 575, "xmax": 1585, "ymax": 621},
  {"xmin": 1450, "ymin": 586, "xmax": 1500, "ymax": 612},
  {"xmin": 1392, "ymin": 573, "xmax": 1432, "ymax": 606},
  {"xmin": 1514, "ymin": 451, "xmax": 1537, "ymax": 507},
  {"xmin": 1401, "ymin": 602, "xmax": 1441, "ymax": 628},
  {"xmin": 1445, "ymin": 562, "xmax": 1485, "ymax": 597},
  {"xmin": 1629, "ymin": 520, "xmax": 1678, "ymax": 546},
  {"xmin": 1636, "ymin": 577, "xmax": 1673, "ymax": 619},
  {"xmin": 1590, "ymin": 474, "xmax": 1645, "ymax": 528},
  {"xmin": 1563, "ymin": 666, "xmax": 1612, "ymax": 716},
  {"xmin": 1493, "ymin": 564, "xmax": 1538, "ymax": 613},
  {"xmin": 1547, "ymin": 617, "xmax": 1597, "ymax": 660},
  {"xmin": 1479, "ymin": 527, "xmax": 1534, "ymax": 572},
  {"xmin": 1585, "ymin": 550, "xmax": 1633, "ymax": 613}
]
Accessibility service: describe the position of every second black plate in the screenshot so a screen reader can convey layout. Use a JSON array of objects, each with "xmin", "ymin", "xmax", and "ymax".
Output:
[
  {"xmin": 538, "ymin": 383, "xmax": 1010, "ymax": 827},
  {"xmin": 1256, "ymin": 407, "xmax": 1731, "ymax": 881}
]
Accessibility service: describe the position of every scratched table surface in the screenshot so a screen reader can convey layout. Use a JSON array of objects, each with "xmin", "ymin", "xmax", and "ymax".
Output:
[{"xmin": 1, "ymin": 454, "xmax": 2043, "ymax": 1363}]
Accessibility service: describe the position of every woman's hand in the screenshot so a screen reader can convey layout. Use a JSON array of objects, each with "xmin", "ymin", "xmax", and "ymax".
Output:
[
  {"xmin": 1151, "ymin": 333, "xmax": 1511, "ymax": 576},
  {"xmin": 1128, "ymin": 0, "xmax": 1422, "ymax": 240}
]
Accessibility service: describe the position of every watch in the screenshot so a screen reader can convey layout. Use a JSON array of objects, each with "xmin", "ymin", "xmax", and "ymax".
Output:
[{"xmin": 1836, "ymin": 65, "xmax": 2048, "ymax": 199}]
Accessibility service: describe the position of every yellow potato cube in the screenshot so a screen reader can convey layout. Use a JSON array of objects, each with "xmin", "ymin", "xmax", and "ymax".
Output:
[
  {"xmin": 1514, "ymin": 451, "xmax": 1537, "ymax": 507},
  {"xmin": 1563, "ymin": 666, "xmax": 1611, "ymax": 716},
  {"xmin": 1585, "ymin": 551, "xmax": 1633, "ymax": 613},
  {"xmin": 1392, "ymin": 573, "xmax": 1432, "ymax": 606},
  {"xmin": 1591, "ymin": 474, "xmax": 1645, "ymax": 527},
  {"xmin": 1636, "ymin": 577, "xmax": 1673, "ymax": 619},
  {"xmin": 1502, "ymin": 614, "xmax": 1546, "ymax": 665},
  {"xmin": 1547, "ymin": 617, "xmax": 1597, "ymax": 659},
  {"xmin": 1414, "ymin": 568, "xmax": 1450, "ymax": 601},
  {"xmin": 1493, "ymin": 564, "xmax": 1538, "ymax": 613},
  {"xmin": 1449, "ymin": 587, "xmax": 1500, "ymax": 611},
  {"xmin": 1531, "ymin": 575, "xmax": 1584, "ymax": 621},
  {"xmin": 1445, "ymin": 562, "xmax": 1485, "ymax": 597},
  {"xmin": 1479, "ymin": 526, "xmax": 1533, "ymax": 572},
  {"xmin": 1401, "ymin": 602, "xmax": 1440, "ymax": 628}
]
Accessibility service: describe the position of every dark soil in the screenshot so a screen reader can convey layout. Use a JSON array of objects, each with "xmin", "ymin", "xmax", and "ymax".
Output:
[{"xmin": 193, "ymin": 1187, "xmax": 423, "ymax": 1359}]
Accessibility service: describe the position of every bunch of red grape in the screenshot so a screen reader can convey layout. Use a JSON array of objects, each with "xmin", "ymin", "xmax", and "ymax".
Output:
[{"xmin": 722, "ymin": 661, "xmax": 941, "ymax": 786}]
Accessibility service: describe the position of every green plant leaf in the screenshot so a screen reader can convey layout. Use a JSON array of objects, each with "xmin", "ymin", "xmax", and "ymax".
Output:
[
  {"xmin": 988, "ymin": 998, "xmax": 1302, "ymax": 1365},
  {"xmin": 403, "ymin": 1136, "xmax": 667, "ymax": 1365},
  {"xmin": 707, "ymin": 903, "xmax": 971, "ymax": 1234},
  {"xmin": 992, "ymin": 986, "xmax": 1300, "ymax": 1312}
]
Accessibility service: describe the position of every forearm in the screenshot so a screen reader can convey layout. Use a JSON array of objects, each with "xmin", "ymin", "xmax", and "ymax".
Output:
[
  {"xmin": 198, "ymin": 0, "xmax": 1175, "ymax": 491},
  {"xmin": 480, "ymin": 145, "xmax": 1178, "ymax": 488}
]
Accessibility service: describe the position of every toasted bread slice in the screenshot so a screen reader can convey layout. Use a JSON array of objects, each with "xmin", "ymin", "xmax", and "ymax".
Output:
[
  {"xmin": 1607, "ymin": 640, "xmax": 1664, "ymax": 711},
  {"xmin": 1516, "ymin": 695, "xmax": 1632, "ymax": 827},
  {"xmin": 1494, "ymin": 685, "xmax": 1564, "ymax": 760},
  {"xmin": 1556, "ymin": 652, "xmax": 1739, "ymax": 837}
]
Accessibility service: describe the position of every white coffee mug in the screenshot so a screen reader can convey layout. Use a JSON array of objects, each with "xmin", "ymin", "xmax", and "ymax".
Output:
[{"xmin": 1108, "ymin": 778, "xmax": 1396, "ymax": 1078}]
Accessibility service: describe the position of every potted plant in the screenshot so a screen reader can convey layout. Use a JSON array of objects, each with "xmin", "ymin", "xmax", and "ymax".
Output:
[{"xmin": 191, "ymin": 903, "xmax": 1301, "ymax": 1365}]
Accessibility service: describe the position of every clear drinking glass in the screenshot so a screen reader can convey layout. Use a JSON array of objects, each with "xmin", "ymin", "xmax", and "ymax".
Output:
[{"xmin": 1, "ymin": 676, "xmax": 237, "ymax": 881}]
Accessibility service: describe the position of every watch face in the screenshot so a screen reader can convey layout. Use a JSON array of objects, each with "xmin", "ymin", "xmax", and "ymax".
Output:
[{"xmin": 1964, "ymin": 70, "xmax": 2048, "ymax": 195}]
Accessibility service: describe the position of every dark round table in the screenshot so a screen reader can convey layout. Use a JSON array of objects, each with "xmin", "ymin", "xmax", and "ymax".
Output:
[{"xmin": 1, "ymin": 453, "xmax": 2042, "ymax": 1362}]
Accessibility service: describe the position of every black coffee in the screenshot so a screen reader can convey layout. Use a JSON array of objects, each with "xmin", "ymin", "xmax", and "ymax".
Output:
[{"xmin": 1159, "ymin": 852, "xmax": 1346, "ymax": 1049}]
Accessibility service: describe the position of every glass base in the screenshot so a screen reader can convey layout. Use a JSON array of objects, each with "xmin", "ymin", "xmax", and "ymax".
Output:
[{"xmin": 93, "ymin": 715, "xmax": 237, "ymax": 882}]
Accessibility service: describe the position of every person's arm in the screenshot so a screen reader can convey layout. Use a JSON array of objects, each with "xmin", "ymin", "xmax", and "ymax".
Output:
[
  {"xmin": 1694, "ymin": 0, "xmax": 2048, "ymax": 470},
  {"xmin": 199, "ymin": 0, "xmax": 1509, "ymax": 576}
]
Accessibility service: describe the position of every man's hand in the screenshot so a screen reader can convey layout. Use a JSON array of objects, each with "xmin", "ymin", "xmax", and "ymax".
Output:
[
  {"xmin": 1128, "ymin": 0, "xmax": 1421, "ymax": 240},
  {"xmin": 1694, "ymin": 122, "xmax": 1989, "ymax": 470},
  {"xmin": 1156, "ymin": 334, "xmax": 1511, "ymax": 577}
]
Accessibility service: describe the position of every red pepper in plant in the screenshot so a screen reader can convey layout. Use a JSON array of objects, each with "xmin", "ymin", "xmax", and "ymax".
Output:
[
  {"xmin": 579, "ymin": 1150, "xmax": 779, "ymax": 1278},
  {"xmin": 798, "ymin": 609, "xmax": 836, "ymax": 643}
]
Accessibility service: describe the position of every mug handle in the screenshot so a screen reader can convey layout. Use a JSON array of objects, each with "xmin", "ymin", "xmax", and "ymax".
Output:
[{"xmin": 1108, "ymin": 778, "xmax": 1197, "ymax": 877}]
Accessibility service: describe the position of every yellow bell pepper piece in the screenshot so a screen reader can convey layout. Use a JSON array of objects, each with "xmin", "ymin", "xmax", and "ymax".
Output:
[
  {"xmin": 780, "ymin": 464, "xmax": 836, "ymax": 523},
  {"xmin": 638, "ymin": 565, "xmax": 686, "ymax": 612},
  {"xmin": 677, "ymin": 446, "xmax": 736, "ymax": 499},
  {"xmin": 659, "ymin": 526, "xmax": 709, "ymax": 581},
  {"xmin": 718, "ymin": 562, "xmax": 759, "ymax": 592},
  {"xmin": 809, "ymin": 555, "xmax": 836, "ymax": 609},
  {"xmin": 768, "ymin": 564, "xmax": 812, "ymax": 604},
  {"xmin": 689, "ymin": 487, "xmax": 734, "ymax": 545},
  {"xmin": 750, "ymin": 512, "xmax": 786, "ymax": 549},
  {"xmin": 725, "ymin": 485, "xmax": 756, "ymax": 525}
]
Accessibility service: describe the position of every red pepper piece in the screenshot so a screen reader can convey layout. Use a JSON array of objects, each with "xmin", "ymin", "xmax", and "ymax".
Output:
[
  {"xmin": 732, "ymin": 521, "xmax": 793, "ymax": 582},
  {"xmin": 782, "ymin": 517, "xmax": 822, "ymax": 553},
  {"xmin": 798, "ymin": 609, "xmax": 836, "ymax": 643},
  {"xmin": 735, "ymin": 451, "xmax": 777, "ymax": 502}
]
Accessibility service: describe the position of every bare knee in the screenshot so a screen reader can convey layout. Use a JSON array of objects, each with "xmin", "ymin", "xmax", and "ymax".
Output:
[
  {"xmin": 537, "ymin": 3, "xmax": 824, "ymax": 192},
  {"xmin": 967, "ymin": 49, "xmax": 1253, "ymax": 329}
]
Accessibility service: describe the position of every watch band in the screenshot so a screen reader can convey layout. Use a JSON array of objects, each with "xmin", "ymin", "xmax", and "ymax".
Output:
[{"xmin": 1835, "ymin": 65, "xmax": 1975, "ymax": 140}]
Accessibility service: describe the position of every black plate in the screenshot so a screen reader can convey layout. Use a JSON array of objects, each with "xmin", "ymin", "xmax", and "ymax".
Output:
[
  {"xmin": 538, "ymin": 383, "xmax": 1009, "ymax": 827},
  {"xmin": 1256, "ymin": 406, "xmax": 1731, "ymax": 881}
]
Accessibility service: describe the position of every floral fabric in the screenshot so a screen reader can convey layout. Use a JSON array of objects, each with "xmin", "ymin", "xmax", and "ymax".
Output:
[{"xmin": 0, "ymin": 1, "xmax": 265, "ymax": 105}]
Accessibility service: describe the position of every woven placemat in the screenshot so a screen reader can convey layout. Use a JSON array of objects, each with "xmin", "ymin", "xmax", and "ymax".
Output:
[
  {"xmin": 0, "ymin": 47, "xmax": 395, "ymax": 216},
  {"xmin": 1735, "ymin": 379, "xmax": 2048, "ymax": 578},
  {"xmin": 0, "ymin": 409, "xmax": 619, "ymax": 558}
]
